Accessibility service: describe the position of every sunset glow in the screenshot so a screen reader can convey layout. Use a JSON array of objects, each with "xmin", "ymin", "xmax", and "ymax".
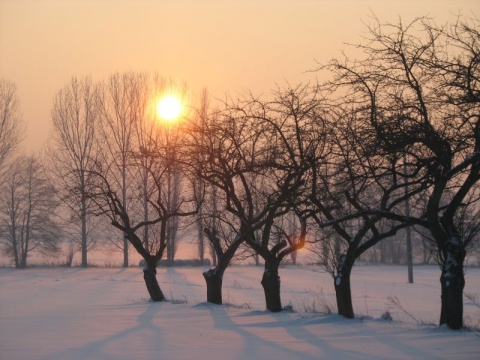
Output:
[
  {"xmin": 156, "ymin": 95, "xmax": 182, "ymax": 122},
  {"xmin": 2, "ymin": 1, "xmax": 474, "ymax": 150}
]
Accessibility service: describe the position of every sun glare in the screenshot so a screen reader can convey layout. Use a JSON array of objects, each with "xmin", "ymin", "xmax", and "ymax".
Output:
[{"xmin": 157, "ymin": 95, "xmax": 182, "ymax": 122}]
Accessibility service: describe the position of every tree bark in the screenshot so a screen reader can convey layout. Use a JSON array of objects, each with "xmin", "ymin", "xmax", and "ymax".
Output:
[
  {"xmin": 122, "ymin": 163, "xmax": 129, "ymax": 268},
  {"xmin": 261, "ymin": 260, "xmax": 282, "ymax": 312},
  {"xmin": 202, "ymin": 230, "xmax": 243, "ymax": 305},
  {"xmin": 439, "ymin": 234, "xmax": 466, "ymax": 329},
  {"xmin": 203, "ymin": 268, "xmax": 224, "ymax": 305},
  {"xmin": 334, "ymin": 254, "xmax": 355, "ymax": 319},
  {"xmin": 143, "ymin": 259, "xmax": 165, "ymax": 302},
  {"xmin": 81, "ymin": 174, "xmax": 88, "ymax": 268}
]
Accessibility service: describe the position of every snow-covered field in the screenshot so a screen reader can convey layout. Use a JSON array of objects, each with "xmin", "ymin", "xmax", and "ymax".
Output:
[{"xmin": 1, "ymin": 264, "xmax": 479, "ymax": 360}]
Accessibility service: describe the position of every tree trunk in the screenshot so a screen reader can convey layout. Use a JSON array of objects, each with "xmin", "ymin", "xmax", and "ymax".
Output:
[
  {"xmin": 21, "ymin": 219, "xmax": 30, "ymax": 269},
  {"xmin": 202, "ymin": 231, "xmax": 243, "ymax": 305},
  {"xmin": 122, "ymin": 165, "xmax": 129, "ymax": 268},
  {"xmin": 439, "ymin": 235, "xmax": 466, "ymax": 329},
  {"xmin": 334, "ymin": 254, "xmax": 355, "ymax": 319},
  {"xmin": 20, "ymin": 251, "xmax": 27, "ymax": 269},
  {"xmin": 211, "ymin": 247, "xmax": 217, "ymax": 267},
  {"xmin": 66, "ymin": 244, "xmax": 74, "ymax": 267},
  {"xmin": 261, "ymin": 260, "xmax": 282, "ymax": 312},
  {"xmin": 203, "ymin": 268, "xmax": 224, "ymax": 304},
  {"xmin": 81, "ymin": 204, "xmax": 87, "ymax": 267},
  {"xmin": 197, "ymin": 215, "xmax": 205, "ymax": 263},
  {"xmin": 12, "ymin": 234, "xmax": 19, "ymax": 268},
  {"xmin": 142, "ymin": 164, "xmax": 149, "ymax": 251},
  {"xmin": 143, "ymin": 260, "xmax": 165, "ymax": 302},
  {"xmin": 290, "ymin": 250, "xmax": 297, "ymax": 265},
  {"xmin": 11, "ymin": 193, "xmax": 19, "ymax": 268},
  {"xmin": 81, "ymin": 174, "xmax": 88, "ymax": 268}
]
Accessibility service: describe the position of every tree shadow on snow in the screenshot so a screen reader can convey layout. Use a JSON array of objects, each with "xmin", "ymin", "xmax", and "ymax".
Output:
[
  {"xmin": 202, "ymin": 304, "xmax": 329, "ymax": 360},
  {"xmin": 45, "ymin": 301, "xmax": 164, "ymax": 360}
]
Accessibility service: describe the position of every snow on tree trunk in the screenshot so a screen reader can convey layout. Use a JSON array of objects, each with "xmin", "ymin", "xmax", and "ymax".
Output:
[
  {"xmin": 334, "ymin": 254, "xmax": 355, "ymax": 319},
  {"xmin": 439, "ymin": 232, "xmax": 466, "ymax": 330},
  {"xmin": 203, "ymin": 268, "xmax": 224, "ymax": 305}
]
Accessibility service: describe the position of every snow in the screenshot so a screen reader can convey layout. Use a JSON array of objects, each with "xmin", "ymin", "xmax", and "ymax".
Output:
[{"xmin": 1, "ymin": 264, "xmax": 479, "ymax": 360}]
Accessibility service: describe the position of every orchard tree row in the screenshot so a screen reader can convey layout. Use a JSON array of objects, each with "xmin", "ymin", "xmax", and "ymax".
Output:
[{"xmin": 0, "ymin": 16, "xmax": 478, "ymax": 330}]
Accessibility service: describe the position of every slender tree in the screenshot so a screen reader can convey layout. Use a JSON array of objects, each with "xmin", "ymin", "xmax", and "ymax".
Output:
[
  {"xmin": 98, "ymin": 72, "xmax": 149, "ymax": 267},
  {"xmin": 192, "ymin": 89, "xmax": 210, "ymax": 264},
  {"xmin": 0, "ymin": 155, "xmax": 61, "ymax": 267},
  {"xmin": 48, "ymin": 76, "xmax": 100, "ymax": 267},
  {"xmin": 0, "ymin": 79, "xmax": 24, "ymax": 183}
]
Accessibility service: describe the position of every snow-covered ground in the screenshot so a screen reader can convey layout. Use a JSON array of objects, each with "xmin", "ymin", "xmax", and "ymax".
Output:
[{"xmin": 1, "ymin": 264, "xmax": 479, "ymax": 359}]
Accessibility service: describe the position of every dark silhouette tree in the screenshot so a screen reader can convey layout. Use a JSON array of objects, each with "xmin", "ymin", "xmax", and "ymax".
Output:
[
  {"xmin": 307, "ymin": 108, "xmax": 427, "ymax": 319},
  {"xmin": 88, "ymin": 137, "xmax": 198, "ymax": 301},
  {"xmin": 321, "ymin": 15, "xmax": 480, "ymax": 328},
  {"xmin": 189, "ymin": 84, "xmax": 322, "ymax": 311},
  {"xmin": 88, "ymin": 74, "xmax": 197, "ymax": 301}
]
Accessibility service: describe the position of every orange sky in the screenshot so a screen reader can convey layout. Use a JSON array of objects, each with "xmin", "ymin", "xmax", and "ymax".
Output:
[{"xmin": 1, "ymin": 0, "xmax": 478, "ymax": 151}]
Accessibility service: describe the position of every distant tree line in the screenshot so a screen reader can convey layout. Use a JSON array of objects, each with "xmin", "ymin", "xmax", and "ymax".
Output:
[{"xmin": 0, "ymin": 15, "xmax": 478, "ymax": 330}]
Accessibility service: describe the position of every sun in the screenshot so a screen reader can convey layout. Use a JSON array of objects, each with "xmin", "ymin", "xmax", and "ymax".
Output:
[{"xmin": 156, "ymin": 95, "xmax": 182, "ymax": 122}]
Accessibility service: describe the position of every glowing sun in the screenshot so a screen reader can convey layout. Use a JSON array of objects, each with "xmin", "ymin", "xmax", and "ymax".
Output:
[{"xmin": 157, "ymin": 95, "xmax": 182, "ymax": 122}]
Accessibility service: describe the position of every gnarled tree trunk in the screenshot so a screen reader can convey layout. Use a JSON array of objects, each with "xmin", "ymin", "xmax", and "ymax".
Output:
[
  {"xmin": 203, "ymin": 230, "xmax": 243, "ymax": 305},
  {"xmin": 334, "ymin": 254, "xmax": 355, "ymax": 319},
  {"xmin": 143, "ymin": 258, "xmax": 165, "ymax": 302},
  {"xmin": 439, "ymin": 231, "xmax": 466, "ymax": 329},
  {"xmin": 203, "ymin": 268, "xmax": 224, "ymax": 305},
  {"xmin": 261, "ymin": 259, "xmax": 282, "ymax": 312}
]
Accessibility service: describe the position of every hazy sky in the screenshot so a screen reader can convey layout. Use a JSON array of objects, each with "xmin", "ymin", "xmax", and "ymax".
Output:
[{"xmin": 1, "ymin": 0, "xmax": 478, "ymax": 151}]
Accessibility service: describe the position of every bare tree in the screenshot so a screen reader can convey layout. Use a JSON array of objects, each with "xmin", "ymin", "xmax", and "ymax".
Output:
[
  {"xmin": 187, "ymin": 109, "xmax": 252, "ymax": 305},
  {"xmin": 0, "ymin": 155, "xmax": 61, "ymax": 267},
  {"xmin": 48, "ymin": 76, "xmax": 100, "ymax": 267},
  {"xmin": 321, "ymin": 15, "xmax": 480, "ymax": 329},
  {"xmin": 162, "ymin": 83, "xmax": 190, "ymax": 266},
  {"xmin": 192, "ymin": 89, "xmax": 210, "ymax": 264},
  {"xmin": 88, "ymin": 130, "xmax": 197, "ymax": 301},
  {"xmin": 307, "ymin": 108, "xmax": 426, "ymax": 319},
  {"xmin": 190, "ymin": 84, "xmax": 320, "ymax": 311},
  {"xmin": 98, "ymin": 73, "xmax": 189, "ymax": 267},
  {"xmin": 98, "ymin": 72, "xmax": 148, "ymax": 267},
  {"xmin": 0, "ymin": 79, "xmax": 24, "ymax": 182},
  {"xmin": 201, "ymin": 210, "xmax": 245, "ymax": 304},
  {"xmin": 134, "ymin": 78, "xmax": 164, "ymax": 256},
  {"xmin": 85, "ymin": 73, "xmax": 199, "ymax": 300},
  {"xmin": 272, "ymin": 211, "xmax": 301, "ymax": 265}
]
